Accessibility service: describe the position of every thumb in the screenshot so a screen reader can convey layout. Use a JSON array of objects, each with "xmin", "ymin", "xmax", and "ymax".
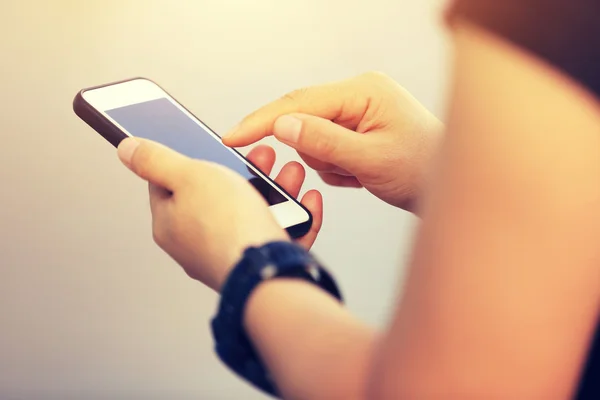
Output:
[
  {"xmin": 117, "ymin": 137, "xmax": 191, "ymax": 190},
  {"xmin": 273, "ymin": 113, "xmax": 368, "ymax": 172}
]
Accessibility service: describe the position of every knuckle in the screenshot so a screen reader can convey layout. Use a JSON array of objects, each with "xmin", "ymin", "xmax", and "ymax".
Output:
[{"xmin": 281, "ymin": 87, "xmax": 309, "ymax": 104}]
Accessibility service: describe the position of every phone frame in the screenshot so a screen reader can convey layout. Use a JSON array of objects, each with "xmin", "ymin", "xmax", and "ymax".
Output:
[{"xmin": 73, "ymin": 77, "xmax": 312, "ymax": 239}]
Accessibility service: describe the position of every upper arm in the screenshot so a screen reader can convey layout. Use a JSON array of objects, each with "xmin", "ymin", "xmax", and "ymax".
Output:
[{"xmin": 370, "ymin": 22, "xmax": 600, "ymax": 399}]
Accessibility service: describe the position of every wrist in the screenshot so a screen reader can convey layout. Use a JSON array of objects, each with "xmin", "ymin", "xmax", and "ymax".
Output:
[
  {"xmin": 211, "ymin": 241, "xmax": 342, "ymax": 397},
  {"xmin": 243, "ymin": 277, "xmax": 336, "ymax": 333}
]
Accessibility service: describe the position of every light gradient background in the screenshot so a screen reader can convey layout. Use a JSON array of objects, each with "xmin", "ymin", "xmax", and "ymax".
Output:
[{"xmin": 0, "ymin": 0, "xmax": 449, "ymax": 398}]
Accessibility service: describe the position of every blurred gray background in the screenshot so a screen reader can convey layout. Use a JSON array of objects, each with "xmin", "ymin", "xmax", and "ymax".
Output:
[{"xmin": 0, "ymin": 0, "xmax": 448, "ymax": 398}]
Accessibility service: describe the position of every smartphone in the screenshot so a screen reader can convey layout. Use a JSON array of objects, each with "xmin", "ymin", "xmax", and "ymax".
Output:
[{"xmin": 73, "ymin": 77, "xmax": 312, "ymax": 238}]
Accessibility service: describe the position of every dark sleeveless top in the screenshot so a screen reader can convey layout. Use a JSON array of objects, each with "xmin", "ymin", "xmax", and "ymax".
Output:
[{"xmin": 446, "ymin": 1, "xmax": 599, "ymax": 398}]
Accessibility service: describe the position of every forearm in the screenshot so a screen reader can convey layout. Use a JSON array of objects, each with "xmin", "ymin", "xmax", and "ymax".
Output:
[{"xmin": 244, "ymin": 278, "xmax": 378, "ymax": 400}]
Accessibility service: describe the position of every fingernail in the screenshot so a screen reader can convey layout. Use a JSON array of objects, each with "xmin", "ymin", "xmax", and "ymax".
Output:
[
  {"xmin": 222, "ymin": 123, "xmax": 241, "ymax": 140},
  {"xmin": 117, "ymin": 137, "xmax": 140, "ymax": 167},
  {"xmin": 273, "ymin": 115, "xmax": 302, "ymax": 143}
]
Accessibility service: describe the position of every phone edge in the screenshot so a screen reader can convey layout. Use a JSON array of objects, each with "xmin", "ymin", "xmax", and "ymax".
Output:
[{"xmin": 72, "ymin": 77, "xmax": 145, "ymax": 148}]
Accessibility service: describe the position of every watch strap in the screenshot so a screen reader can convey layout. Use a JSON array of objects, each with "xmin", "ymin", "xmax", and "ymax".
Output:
[{"xmin": 211, "ymin": 241, "xmax": 342, "ymax": 397}]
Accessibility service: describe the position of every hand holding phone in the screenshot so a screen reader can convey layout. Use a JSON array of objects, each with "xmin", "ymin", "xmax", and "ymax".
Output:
[
  {"xmin": 73, "ymin": 78, "xmax": 321, "ymax": 289},
  {"xmin": 116, "ymin": 136, "xmax": 295, "ymax": 290},
  {"xmin": 74, "ymin": 77, "xmax": 313, "ymax": 237}
]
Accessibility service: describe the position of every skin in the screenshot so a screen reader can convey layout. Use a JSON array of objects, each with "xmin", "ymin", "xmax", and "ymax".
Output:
[
  {"xmin": 223, "ymin": 70, "xmax": 444, "ymax": 214},
  {"xmin": 116, "ymin": 19, "xmax": 600, "ymax": 400}
]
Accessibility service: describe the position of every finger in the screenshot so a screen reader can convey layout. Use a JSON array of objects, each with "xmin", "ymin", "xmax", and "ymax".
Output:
[
  {"xmin": 273, "ymin": 113, "xmax": 370, "ymax": 173},
  {"xmin": 318, "ymin": 172, "xmax": 363, "ymax": 188},
  {"xmin": 296, "ymin": 190, "xmax": 323, "ymax": 250},
  {"xmin": 273, "ymin": 161, "xmax": 305, "ymax": 198},
  {"xmin": 118, "ymin": 137, "xmax": 191, "ymax": 190},
  {"xmin": 222, "ymin": 77, "xmax": 366, "ymax": 147},
  {"xmin": 297, "ymin": 151, "xmax": 335, "ymax": 172},
  {"xmin": 246, "ymin": 145, "xmax": 276, "ymax": 175},
  {"xmin": 297, "ymin": 151, "xmax": 352, "ymax": 175}
]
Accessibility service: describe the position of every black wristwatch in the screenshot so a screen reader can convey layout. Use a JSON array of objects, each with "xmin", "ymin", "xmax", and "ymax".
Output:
[{"xmin": 210, "ymin": 241, "xmax": 342, "ymax": 398}]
